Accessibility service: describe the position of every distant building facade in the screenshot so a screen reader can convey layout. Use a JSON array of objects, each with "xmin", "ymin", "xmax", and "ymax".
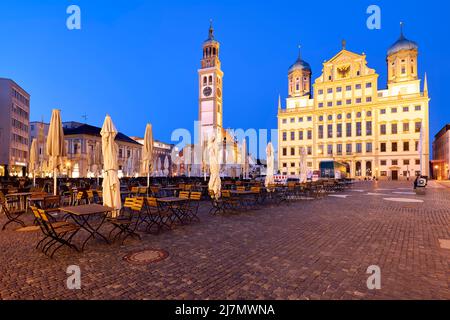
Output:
[
  {"xmin": 30, "ymin": 121, "xmax": 142, "ymax": 178},
  {"xmin": 130, "ymin": 137, "xmax": 175, "ymax": 176},
  {"xmin": 277, "ymin": 25, "xmax": 430, "ymax": 180},
  {"xmin": 0, "ymin": 78, "xmax": 30, "ymax": 177},
  {"xmin": 432, "ymin": 124, "xmax": 450, "ymax": 180}
]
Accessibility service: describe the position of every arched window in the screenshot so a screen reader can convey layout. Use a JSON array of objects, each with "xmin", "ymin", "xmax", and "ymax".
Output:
[
  {"xmin": 366, "ymin": 161, "xmax": 372, "ymax": 176},
  {"xmin": 355, "ymin": 161, "xmax": 362, "ymax": 177},
  {"xmin": 209, "ymin": 76, "xmax": 213, "ymax": 85},
  {"xmin": 203, "ymin": 77, "xmax": 207, "ymax": 86},
  {"xmin": 213, "ymin": 47, "xmax": 216, "ymax": 55}
]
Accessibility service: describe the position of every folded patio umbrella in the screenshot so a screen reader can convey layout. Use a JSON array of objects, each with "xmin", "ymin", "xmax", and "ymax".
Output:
[
  {"xmin": 208, "ymin": 132, "xmax": 221, "ymax": 199},
  {"xmin": 29, "ymin": 139, "xmax": 38, "ymax": 187},
  {"xmin": 163, "ymin": 156, "xmax": 170, "ymax": 177},
  {"xmin": 142, "ymin": 123, "xmax": 153, "ymax": 187},
  {"xmin": 157, "ymin": 157, "xmax": 162, "ymax": 177},
  {"xmin": 299, "ymin": 146, "xmax": 308, "ymax": 183},
  {"xmin": 46, "ymin": 109, "xmax": 66, "ymax": 195},
  {"xmin": 241, "ymin": 138, "xmax": 248, "ymax": 179},
  {"xmin": 265, "ymin": 142, "xmax": 275, "ymax": 190},
  {"xmin": 101, "ymin": 115, "xmax": 122, "ymax": 217}
]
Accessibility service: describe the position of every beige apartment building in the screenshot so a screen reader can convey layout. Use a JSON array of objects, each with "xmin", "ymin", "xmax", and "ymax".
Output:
[
  {"xmin": 0, "ymin": 78, "xmax": 30, "ymax": 177},
  {"xmin": 278, "ymin": 26, "xmax": 430, "ymax": 180},
  {"xmin": 432, "ymin": 124, "xmax": 450, "ymax": 180}
]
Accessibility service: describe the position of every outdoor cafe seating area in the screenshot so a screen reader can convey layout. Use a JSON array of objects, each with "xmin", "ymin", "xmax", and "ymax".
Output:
[{"xmin": 0, "ymin": 176, "xmax": 354, "ymax": 258}]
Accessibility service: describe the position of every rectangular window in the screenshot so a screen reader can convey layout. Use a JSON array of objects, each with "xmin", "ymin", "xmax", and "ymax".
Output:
[
  {"xmin": 391, "ymin": 123, "xmax": 398, "ymax": 134},
  {"xmin": 404, "ymin": 159, "xmax": 410, "ymax": 165},
  {"xmin": 290, "ymin": 118, "xmax": 295, "ymax": 123},
  {"xmin": 403, "ymin": 141, "xmax": 409, "ymax": 151},
  {"xmin": 403, "ymin": 122, "xmax": 409, "ymax": 132},
  {"xmin": 355, "ymin": 84, "xmax": 362, "ymax": 90},
  {"xmin": 346, "ymin": 123, "xmax": 352, "ymax": 137},
  {"xmin": 318, "ymin": 102, "xmax": 324, "ymax": 108},
  {"xmin": 307, "ymin": 116, "xmax": 312, "ymax": 121},
  {"xmin": 307, "ymin": 130, "xmax": 312, "ymax": 140},
  {"xmin": 415, "ymin": 159, "xmax": 420, "ymax": 165},
  {"xmin": 415, "ymin": 122, "xmax": 422, "ymax": 133},
  {"xmin": 327, "ymin": 88, "xmax": 333, "ymax": 94},
  {"xmin": 327, "ymin": 144, "xmax": 333, "ymax": 155},
  {"xmin": 356, "ymin": 143, "xmax": 362, "ymax": 153},
  {"xmin": 403, "ymin": 106, "xmax": 409, "ymax": 112},
  {"xmin": 380, "ymin": 160, "xmax": 387, "ymax": 166},
  {"xmin": 337, "ymin": 144, "xmax": 343, "ymax": 154},
  {"xmin": 318, "ymin": 125, "xmax": 324, "ymax": 139},
  {"xmin": 380, "ymin": 124, "xmax": 386, "ymax": 135},
  {"xmin": 327, "ymin": 101, "xmax": 333, "ymax": 107},
  {"xmin": 366, "ymin": 121, "xmax": 372, "ymax": 136},
  {"xmin": 415, "ymin": 105, "xmax": 421, "ymax": 111},
  {"xmin": 327, "ymin": 124, "xmax": 333, "ymax": 138},
  {"xmin": 380, "ymin": 143, "xmax": 386, "ymax": 152},
  {"xmin": 346, "ymin": 99, "xmax": 352, "ymax": 105},
  {"xmin": 366, "ymin": 82, "xmax": 372, "ymax": 88},
  {"xmin": 299, "ymin": 131, "xmax": 304, "ymax": 140},
  {"xmin": 366, "ymin": 97, "xmax": 372, "ymax": 103},
  {"xmin": 318, "ymin": 89, "xmax": 324, "ymax": 95},
  {"xmin": 392, "ymin": 142, "xmax": 398, "ymax": 152},
  {"xmin": 392, "ymin": 107, "xmax": 397, "ymax": 113},
  {"xmin": 336, "ymin": 123, "xmax": 342, "ymax": 138},
  {"xmin": 346, "ymin": 143, "xmax": 352, "ymax": 154},
  {"xmin": 282, "ymin": 132, "xmax": 287, "ymax": 141},
  {"xmin": 291, "ymin": 148, "xmax": 295, "ymax": 156},
  {"xmin": 307, "ymin": 146, "xmax": 312, "ymax": 155},
  {"xmin": 380, "ymin": 109, "xmax": 386, "ymax": 115},
  {"xmin": 392, "ymin": 160, "xmax": 398, "ymax": 166},
  {"xmin": 356, "ymin": 98, "xmax": 362, "ymax": 104},
  {"xmin": 299, "ymin": 117, "xmax": 303, "ymax": 122},
  {"xmin": 291, "ymin": 131, "xmax": 295, "ymax": 141},
  {"xmin": 282, "ymin": 119, "xmax": 287, "ymax": 124},
  {"xmin": 381, "ymin": 171, "xmax": 387, "ymax": 177},
  {"xmin": 346, "ymin": 85, "xmax": 352, "ymax": 91},
  {"xmin": 337, "ymin": 100, "xmax": 342, "ymax": 106},
  {"xmin": 336, "ymin": 87, "xmax": 342, "ymax": 92},
  {"xmin": 282, "ymin": 148, "xmax": 287, "ymax": 156},
  {"xmin": 356, "ymin": 122, "xmax": 362, "ymax": 136},
  {"xmin": 366, "ymin": 142, "xmax": 373, "ymax": 153},
  {"xmin": 415, "ymin": 141, "xmax": 419, "ymax": 151}
]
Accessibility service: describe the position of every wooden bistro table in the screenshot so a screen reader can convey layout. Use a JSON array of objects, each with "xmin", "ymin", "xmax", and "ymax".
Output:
[
  {"xmin": 6, "ymin": 192, "xmax": 37, "ymax": 211},
  {"xmin": 157, "ymin": 197, "xmax": 188, "ymax": 225},
  {"xmin": 59, "ymin": 204, "xmax": 114, "ymax": 251},
  {"xmin": 160, "ymin": 187, "xmax": 181, "ymax": 197}
]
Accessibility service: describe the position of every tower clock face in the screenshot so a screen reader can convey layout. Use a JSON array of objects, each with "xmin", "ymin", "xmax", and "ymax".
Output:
[{"xmin": 203, "ymin": 86, "xmax": 212, "ymax": 97}]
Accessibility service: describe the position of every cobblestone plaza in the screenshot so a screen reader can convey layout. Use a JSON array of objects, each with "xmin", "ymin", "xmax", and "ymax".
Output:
[{"xmin": 0, "ymin": 181, "xmax": 448, "ymax": 300}]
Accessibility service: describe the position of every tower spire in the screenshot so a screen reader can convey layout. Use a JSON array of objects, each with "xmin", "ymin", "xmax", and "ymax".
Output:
[
  {"xmin": 399, "ymin": 21, "xmax": 405, "ymax": 39},
  {"xmin": 297, "ymin": 45, "xmax": 302, "ymax": 61},
  {"xmin": 208, "ymin": 19, "xmax": 214, "ymax": 40},
  {"xmin": 424, "ymin": 72, "xmax": 428, "ymax": 94},
  {"xmin": 278, "ymin": 94, "xmax": 282, "ymax": 110}
]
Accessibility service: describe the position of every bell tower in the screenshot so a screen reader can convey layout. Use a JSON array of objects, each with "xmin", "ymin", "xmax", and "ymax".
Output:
[{"xmin": 199, "ymin": 20, "xmax": 224, "ymax": 143}]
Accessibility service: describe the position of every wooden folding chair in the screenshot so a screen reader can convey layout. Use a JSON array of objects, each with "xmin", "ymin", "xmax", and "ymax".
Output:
[
  {"xmin": 144, "ymin": 197, "xmax": 173, "ymax": 233},
  {"xmin": 107, "ymin": 197, "xmax": 143, "ymax": 244},
  {"xmin": 32, "ymin": 207, "xmax": 80, "ymax": 258},
  {"xmin": 0, "ymin": 192, "xmax": 26, "ymax": 230}
]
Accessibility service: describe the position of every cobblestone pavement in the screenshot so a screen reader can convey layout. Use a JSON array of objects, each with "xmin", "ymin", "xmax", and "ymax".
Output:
[{"xmin": 0, "ymin": 181, "xmax": 449, "ymax": 300}]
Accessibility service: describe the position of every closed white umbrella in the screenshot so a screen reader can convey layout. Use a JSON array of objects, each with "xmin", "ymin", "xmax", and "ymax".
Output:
[
  {"xmin": 46, "ymin": 109, "xmax": 66, "ymax": 195},
  {"xmin": 241, "ymin": 139, "xmax": 248, "ymax": 179},
  {"xmin": 265, "ymin": 142, "xmax": 275, "ymax": 190},
  {"xmin": 184, "ymin": 146, "xmax": 191, "ymax": 178},
  {"xmin": 157, "ymin": 157, "xmax": 162, "ymax": 177},
  {"xmin": 208, "ymin": 133, "xmax": 221, "ymax": 199},
  {"xmin": 92, "ymin": 142, "xmax": 103, "ymax": 185},
  {"xmin": 101, "ymin": 115, "xmax": 122, "ymax": 217},
  {"xmin": 142, "ymin": 124, "xmax": 153, "ymax": 187},
  {"xmin": 29, "ymin": 139, "xmax": 38, "ymax": 187},
  {"xmin": 299, "ymin": 146, "xmax": 307, "ymax": 183},
  {"xmin": 163, "ymin": 156, "xmax": 170, "ymax": 177}
]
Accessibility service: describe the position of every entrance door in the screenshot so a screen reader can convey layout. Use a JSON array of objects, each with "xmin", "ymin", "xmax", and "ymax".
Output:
[{"xmin": 391, "ymin": 170, "xmax": 398, "ymax": 181}]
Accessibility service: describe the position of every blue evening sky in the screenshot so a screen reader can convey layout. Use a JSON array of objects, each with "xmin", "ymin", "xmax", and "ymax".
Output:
[{"xmin": 0, "ymin": 0, "xmax": 448, "ymax": 149}]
